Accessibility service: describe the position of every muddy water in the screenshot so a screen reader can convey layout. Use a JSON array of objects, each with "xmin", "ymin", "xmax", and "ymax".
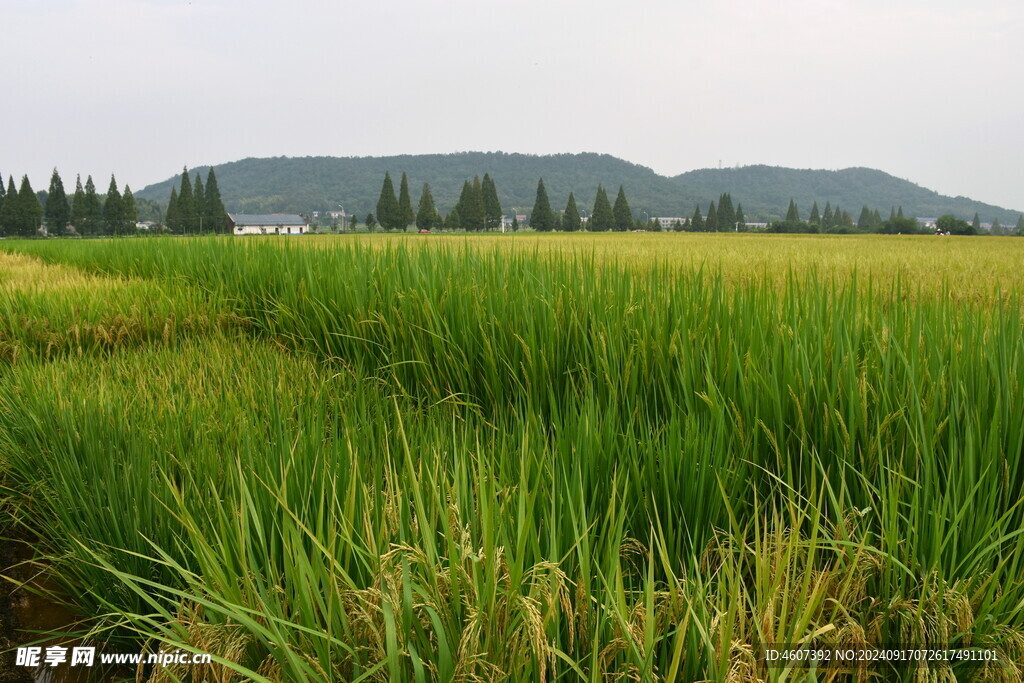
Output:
[{"xmin": 2, "ymin": 539, "xmax": 121, "ymax": 683}]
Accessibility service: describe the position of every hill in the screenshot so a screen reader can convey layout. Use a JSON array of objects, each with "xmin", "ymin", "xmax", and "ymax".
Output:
[{"xmin": 136, "ymin": 153, "xmax": 1021, "ymax": 225}]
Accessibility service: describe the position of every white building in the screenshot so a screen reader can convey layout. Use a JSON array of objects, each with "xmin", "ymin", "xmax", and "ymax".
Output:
[
  {"xmin": 655, "ymin": 217, "xmax": 686, "ymax": 230},
  {"xmin": 228, "ymin": 213, "xmax": 308, "ymax": 235}
]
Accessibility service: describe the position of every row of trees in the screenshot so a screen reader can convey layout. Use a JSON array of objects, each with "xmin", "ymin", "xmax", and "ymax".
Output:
[
  {"xmin": 769, "ymin": 200, "xmax": 1024, "ymax": 235},
  {"xmin": 0, "ymin": 175, "xmax": 43, "ymax": 237},
  {"xmin": 530, "ymin": 181, "xmax": 637, "ymax": 231},
  {"xmin": 372, "ymin": 172, "xmax": 504, "ymax": 232},
  {"xmin": 687, "ymin": 194, "xmax": 749, "ymax": 232},
  {"xmin": 0, "ymin": 170, "xmax": 139, "ymax": 237},
  {"xmin": 165, "ymin": 167, "xmax": 228, "ymax": 233},
  {"xmin": 367, "ymin": 171, "xmax": 1024, "ymax": 236}
]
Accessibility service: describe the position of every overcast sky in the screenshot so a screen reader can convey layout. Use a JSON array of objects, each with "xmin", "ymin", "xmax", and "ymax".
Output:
[{"xmin": 3, "ymin": 0, "xmax": 1022, "ymax": 211}]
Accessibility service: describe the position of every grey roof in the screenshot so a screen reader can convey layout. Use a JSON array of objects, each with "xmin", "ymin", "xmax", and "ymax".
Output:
[{"xmin": 229, "ymin": 213, "xmax": 306, "ymax": 226}]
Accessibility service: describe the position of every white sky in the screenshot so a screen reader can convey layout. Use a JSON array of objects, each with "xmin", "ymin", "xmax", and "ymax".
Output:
[{"xmin": 3, "ymin": 0, "xmax": 1022, "ymax": 211}]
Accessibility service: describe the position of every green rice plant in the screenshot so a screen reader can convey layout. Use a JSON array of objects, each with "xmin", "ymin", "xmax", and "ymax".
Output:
[{"xmin": 1, "ymin": 236, "xmax": 1022, "ymax": 681}]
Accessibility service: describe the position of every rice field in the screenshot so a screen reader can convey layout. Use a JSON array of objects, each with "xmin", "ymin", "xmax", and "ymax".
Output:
[{"xmin": 1, "ymin": 234, "xmax": 1023, "ymax": 682}]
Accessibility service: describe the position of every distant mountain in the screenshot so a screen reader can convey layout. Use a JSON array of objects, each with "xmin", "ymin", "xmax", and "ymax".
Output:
[{"xmin": 136, "ymin": 153, "xmax": 1021, "ymax": 224}]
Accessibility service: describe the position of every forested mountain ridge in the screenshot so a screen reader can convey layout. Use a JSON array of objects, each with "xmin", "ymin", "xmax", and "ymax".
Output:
[{"xmin": 135, "ymin": 152, "xmax": 1020, "ymax": 224}]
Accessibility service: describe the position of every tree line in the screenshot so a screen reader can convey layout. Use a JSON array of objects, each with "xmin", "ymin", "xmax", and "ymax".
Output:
[
  {"xmin": 767, "ymin": 200, "xmax": 1024, "ymax": 235},
  {"xmin": 0, "ymin": 169, "xmax": 140, "ymax": 237},
  {"xmin": 164, "ymin": 167, "xmax": 228, "ymax": 233},
  {"xmin": 358, "ymin": 171, "xmax": 1024, "ymax": 236}
]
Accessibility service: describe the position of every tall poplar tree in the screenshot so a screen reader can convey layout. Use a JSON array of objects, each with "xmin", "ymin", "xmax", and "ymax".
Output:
[
  {"xmin": 204, "ymin": 168, "xmax": 227, "ymax": 233},
  {"xmin": 482, "ymin": 173, "xmax": 502, "ymax": 230},
  {"xmin": 398, "ymin": 172, "xmax": 415, "ymax": 228},
  {"xmin": 563, "ymin": 192, "xmax": 581, "ymax": 232},
  {"xmin": 530, "ymin": 178, "xmax": 554, "ymax": 231},
  {"xmin": 590, "ymin": 185, "xmax": 614, "ymax": 231},
  {"xmin": 45, "ymin": 168, "xmax": 70, "ymax": 236},
  {"xmin": 612, "ymin": 186, "xmax": 633, "ymax": 231},
  {"xmin": 376, "ymin": 172, "xmax": 400, "ymax": 231}
]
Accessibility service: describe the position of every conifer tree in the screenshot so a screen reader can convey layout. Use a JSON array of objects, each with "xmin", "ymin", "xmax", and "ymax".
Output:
[
  {"xmin": 530, "ymin": 178, "xmax": 554, "ymax": 231},
  {"xmin": 17, "ymin": 175, "xmax": 43, "ymax": 237},
  {"xmin": 166, "ymin": 186, "xmax": 180, "ymax": 232},
  {"xmin": 562, "ymin": 192, "xmax": 581, "ymax": 232},
  {"xmin": 203, "ymin": 169, "xmax": 227, "ymax": 233},
  {"xmin": 0, "ymin": 176, "xmax": 16, "ymax": 236},
  {"xmin": 45, "ymin": 169, "xmax": 70, "ymax": 236},
  {"xmin": 612, "ymin": 186, "xmax": 633, "ymax": 231},
  {"xmin": 104, "ymin": 175, "xmax": 124, "ymax": 235},
  {"xmin": 809, "ymin": 201, "xmax": 821, "ymax": 226},
  {"xmin": 897, "ymin": 206, "xmax": 904, "ymax": 219},
  {"xmin": 706, "ymin": 200, "xmax": 718, "ymax": 232},
  {"xmin": 0, "ymin": 174, "xmax": 5, "ymax": 236},
  {"xmin": 69, "ymin": 175, "xmax": 86, "ymax": 233},
  {"xmin": 376, "ymin": 172, "xmax": 400, "ymax": 231},
  {"xmin": 735, "ymin": 204, "xmax": 746, "ymax": 231},
  {"xmin": 718, "ymin": 193, "xmax": 736, "ymax": 231},
  {"xmin": 83, "ymin": 175, "xmax": 102, "ymax": 235},
  {"xmin": 1016, "ymin": 215, "xmax": 1024, "ymax": 236},
  {"xmin": 445, "ymin": 207, "xmax": 460, "ymax": 231},
  {"xmin": 972, "ymin": 213, "xmax": 981, "ymax": 232},
  {"xmin": 177, "ymin": 167, "xmax": 195, "ymax": 233},
  {"xmin": 466, "ymin": 176, "xmax": 486, "ymax": 231},
  {"xmin": 365, "ymin": 212, "xmax": 377, "ymax": 231},
  {"xmin": 786, "ymin": 199, "xmax": 800, "ymax": 222},
  {"xmin": 416, "ymin": 182, "xmax": 438, "ymax": 230},
  {"xmin": 193, "ymin": 173, "xmax": 206, "ymax": 232},
  {"xmin": 691, "ymin": 205, "xmax": 705, "ymax": 232},
  {"xmin": 482, "ymin": 173, "xmax": 502, "ymax": 230},
  {"xmin": 822, "ymin": 202, "xmax": 834, "ymax": 231},
  {"xmin": 990, "ymin": 218, "xmax": 1002, "ymax": 235},
  {"xmin": 858, "ymin": 206, "xmax": 873, "ymax": 232},
  {"xmin": 398, "ymin": 172, "xmax": 415, "ymax": 228},
  {"xmin": 122, "ymin": 185, "xmax": 138, "ymax": 228},
  {"xmin": 590, "ymin": 185, "xmax": 614, "ymax": 231}
]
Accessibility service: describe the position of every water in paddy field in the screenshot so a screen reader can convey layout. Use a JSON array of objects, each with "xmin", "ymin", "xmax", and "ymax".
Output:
[{"xmin": 2, "ymin": 539, "xmax": 121, "ymax": 683}]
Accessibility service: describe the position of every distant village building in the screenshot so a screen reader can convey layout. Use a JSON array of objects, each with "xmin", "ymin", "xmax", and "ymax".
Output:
[
  {"xmin": 655, "ymin": 217, "xmax": 685, "ymax": 230},
  {"xmin": 228, "ymin": 213, "xmax": 308, "ymax": 235}
]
